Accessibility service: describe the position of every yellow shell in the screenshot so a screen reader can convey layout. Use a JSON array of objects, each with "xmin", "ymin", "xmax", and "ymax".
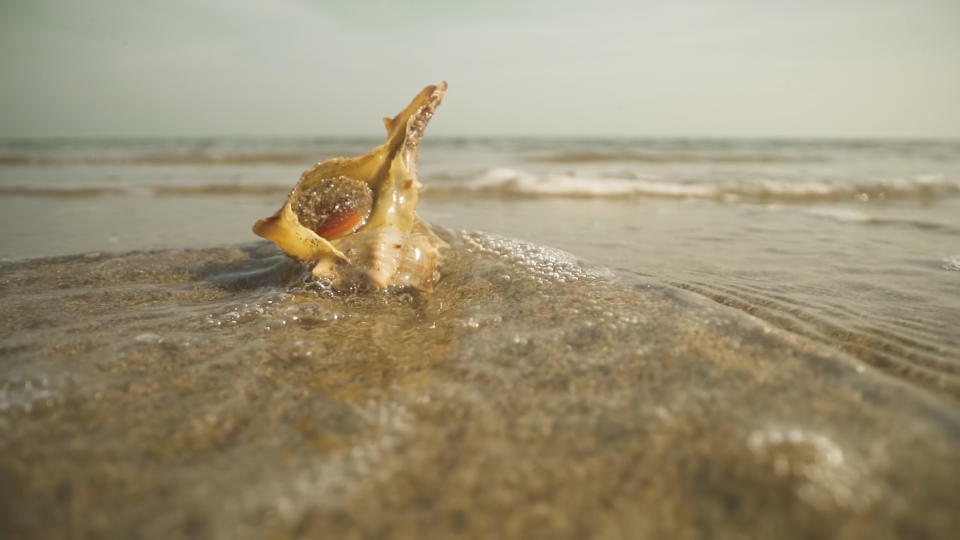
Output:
[{"xmin": 253, "ymin": 83, "xmax": 448, "ymax": 292}]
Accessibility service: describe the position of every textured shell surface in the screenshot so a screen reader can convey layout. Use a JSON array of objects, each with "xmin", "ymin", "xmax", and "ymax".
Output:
[{"xmin": 253, "ymin": 83, "xmax": 448, "ymax": 292}]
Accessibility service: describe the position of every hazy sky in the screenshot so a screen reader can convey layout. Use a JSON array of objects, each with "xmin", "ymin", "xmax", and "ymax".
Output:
[{"xmin": 1, "ymin": 0, "xmax": 958, "ymax": 138}]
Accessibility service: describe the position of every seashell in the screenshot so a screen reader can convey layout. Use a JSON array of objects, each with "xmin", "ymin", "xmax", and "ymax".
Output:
[{"xmin": 253, "ymin": 83, "xmax": 449, "ymax": 292}]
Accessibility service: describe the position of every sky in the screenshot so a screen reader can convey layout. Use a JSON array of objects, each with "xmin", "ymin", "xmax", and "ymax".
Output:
[{"xmin": 1, "ymin": 0, "xmax": 958, "ymax": 139}]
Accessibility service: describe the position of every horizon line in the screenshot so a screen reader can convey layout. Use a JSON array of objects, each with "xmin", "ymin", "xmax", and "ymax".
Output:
[{"xmin": 3, "ymin": 133, "xmax": 959, "ymax": 144}]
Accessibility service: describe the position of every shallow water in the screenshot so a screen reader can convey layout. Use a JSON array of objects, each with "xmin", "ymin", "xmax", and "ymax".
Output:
[
  {"xmin": 1, "ymin": 137, "xmax": 959, "ymax": 538},
  {"xmin": 2, "ymin": 137, "xmax": 958, "ymax": 393}
]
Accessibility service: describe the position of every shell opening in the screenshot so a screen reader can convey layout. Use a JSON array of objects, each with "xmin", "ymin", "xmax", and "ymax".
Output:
[{"xmin": 291, "ymin": 175, "xmax": 373, "ymax": 240}]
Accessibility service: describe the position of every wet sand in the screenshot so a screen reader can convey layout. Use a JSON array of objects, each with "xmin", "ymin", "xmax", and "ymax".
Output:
[{"xmin": 1, "ymin": 229, "xmax": 958, "ymax": 539}]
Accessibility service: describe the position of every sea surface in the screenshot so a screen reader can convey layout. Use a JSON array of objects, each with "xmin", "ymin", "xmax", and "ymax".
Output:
[
  {"xmin": 1, "ymin": 137, "xmax": 959, "ymax": 538},
  {"xmin": 2, "ymin": 137, "xmax": 958, "ymax": 394}
]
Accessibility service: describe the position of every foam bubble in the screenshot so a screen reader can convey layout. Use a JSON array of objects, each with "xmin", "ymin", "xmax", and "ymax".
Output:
[
  {"xmin": 747, "ymin": 427, "xmax": 880, "ymax": 511},
  {"xmin": 0, "ymin": 374, "xmax": 63, "ymax": 413}
]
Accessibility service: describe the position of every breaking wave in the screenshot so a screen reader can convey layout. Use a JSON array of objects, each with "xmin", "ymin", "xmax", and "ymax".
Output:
[
  {"xmin": 535, "ymin": 151, "xmax": 819, "ymax": 164},
  {"xmin": 429, "ymin": 168, "xmax": 960, "ymax": 203}
]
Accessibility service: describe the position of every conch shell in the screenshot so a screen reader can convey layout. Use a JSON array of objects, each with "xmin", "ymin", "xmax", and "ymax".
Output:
[{"xmin": 253, "ymin": 83, "xmax": 448, "ymax": 292}]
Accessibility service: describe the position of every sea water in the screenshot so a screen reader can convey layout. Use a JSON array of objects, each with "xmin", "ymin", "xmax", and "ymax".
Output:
[
  {"xmin": 2, "ymin": 137, "xmax": 957, "ymax": 392},
  {"xmin": 0, "ymin": 137, "xmax": 958, "ymax": 538}
]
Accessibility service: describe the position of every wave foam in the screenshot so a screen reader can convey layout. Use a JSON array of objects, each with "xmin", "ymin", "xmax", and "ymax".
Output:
[
  {"xmin": 805, "ymin": 208, "xmax": 873, "ymax": 223},
  {"xmin": 444, "ymin": 168, "xmax": 960, "ymax": 203},
  {"xmin": 465, "ymin": 168, "xmax": 718, "ymax": 198}
]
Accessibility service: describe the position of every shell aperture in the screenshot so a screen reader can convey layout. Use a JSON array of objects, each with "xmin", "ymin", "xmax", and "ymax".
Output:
[{"xmin": 291, "ymin": 176, "xmax": 373, "ymax": 240}]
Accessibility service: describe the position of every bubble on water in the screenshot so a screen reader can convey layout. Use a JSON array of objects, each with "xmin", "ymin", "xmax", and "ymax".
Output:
[
  {"xmin": 461, "ymin": 309, "xmax": 503, "ymax": 330},
  {"xmin": 460, "ymin": 231, "xmax": 614, "ymax": 284},
  {"xmin": 202, "ymin": 290, "xmax": 348, "ymax": 330},
  {"xmin": 258, "ymin": 291, "xmax": 295, "ymax": 305},
  {"xmin": 276, "ymin": 339, "xmax": 322, "ymax": 362},
  {"xmin": 261, "ymin": 318, "xmax": 287, "ymax": 331},
  {"xmin": 242, "ymin": 304, "xmax": 265, "ymax": 317},
  {"xmin": 747, "ymin": 427, "xmax": 880, "ymax": 511},
  {"xmin": 270, "ymin": 303, "xmax": 344, "ymax": 329},
  {"xmin": 298, "ymin": 275, "xmax": 335, "ymax": 294},
  {"xmin": 0, "ymin": 374, "xmax": 64, "ymax": 413},
  {"xmin": 207, "ymin": 301, "xmax": 272, "ymax": 327}
]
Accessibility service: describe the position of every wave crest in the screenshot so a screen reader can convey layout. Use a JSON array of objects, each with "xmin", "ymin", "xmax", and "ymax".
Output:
[{"xmin": 433, "ymin": 168, "xmax": 960, "ymax": 203}]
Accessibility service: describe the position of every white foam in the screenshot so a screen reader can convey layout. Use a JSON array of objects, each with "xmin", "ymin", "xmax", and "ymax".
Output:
[
  {"xmin": 805, "ymin": 207, "xmax": 872, "ymax": 223},
  {"xmin": 752, "ymin": 180, "xmax": 836, "ymax": 196},
  {"xmin": 468, "ymin": 168, "xmax": 718, "ymax": 198},
  {"xmin": 943, "ymin": 256, "xmax": 960, "ymax": 272},
  {"xmin": 746, "ymin": 427, "xmax": 879, "ymax": 511},
  {"xmin": 454, "ymin": 168, "xmax": 960, "ymax": 203}
]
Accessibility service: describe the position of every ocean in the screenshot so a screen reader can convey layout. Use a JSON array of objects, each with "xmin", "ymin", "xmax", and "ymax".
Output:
[{"xmin": 1, "ymin": 136, "xmax": 959, "ymax": 538}]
